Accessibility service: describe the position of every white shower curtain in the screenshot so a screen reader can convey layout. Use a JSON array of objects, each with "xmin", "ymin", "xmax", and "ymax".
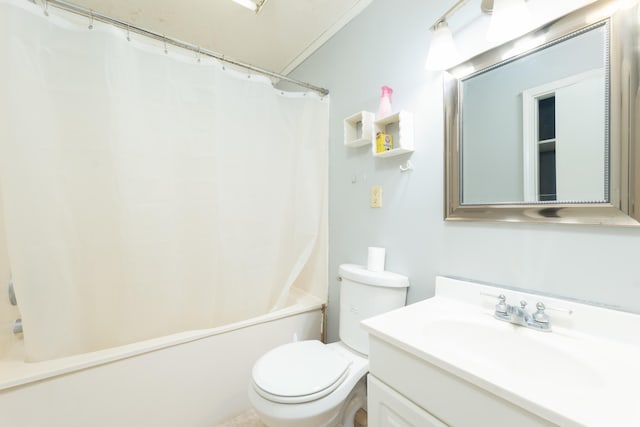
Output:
[{"xmin": 0, "ymin": 0, "xmax": 328, "ymax": 361}]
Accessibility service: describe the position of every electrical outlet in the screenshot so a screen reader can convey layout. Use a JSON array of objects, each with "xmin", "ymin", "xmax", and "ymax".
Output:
[{"xmin": 370, "ymin": 185, "xmax": 382, "ymax": 208}]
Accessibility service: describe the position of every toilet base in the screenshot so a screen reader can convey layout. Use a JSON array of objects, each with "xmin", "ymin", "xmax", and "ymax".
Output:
[
  {"xmin": 249, "ymin": 342, "xmax": 369, "ymax": 427},
  {"xmin": 337, "ymin": 379, "xmax": 367, "ymax": 427},
  {"xmin": 249, "ymin": 376, "xmax": 367, "ymax": 427}
]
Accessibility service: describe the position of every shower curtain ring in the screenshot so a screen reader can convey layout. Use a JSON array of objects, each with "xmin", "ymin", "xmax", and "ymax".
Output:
[
  {"xmin": 43, "ymin": 0, "xmax": 49, "ymax": 16},
  {"xmin": 164, "ymin": 36, "xmax": 168, "ymax": 54},
  {"xmin": 88, "ymin": 10, "xmax": 94, "ymax": 30},
  {"xmin": 126, "ymin": 24, "xmax": 131, "ymax": 42},
  {"xmin": 197, "ymin": 46, "xmax": 201, "ymax": 63}
]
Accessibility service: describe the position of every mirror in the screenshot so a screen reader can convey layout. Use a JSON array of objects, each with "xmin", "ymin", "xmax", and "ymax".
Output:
[
  {"xmin": 444, "ymin": 0, "xmax": 640, "ymax": 226},
  {"xmin": 462, "ymin": 25, "xmax": 607, "ymax": 205}
]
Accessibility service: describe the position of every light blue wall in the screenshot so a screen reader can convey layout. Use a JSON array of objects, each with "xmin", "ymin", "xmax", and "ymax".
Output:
[{"xmin": 288, "ymin": 0, "xmax": 640, "ymax": 343}]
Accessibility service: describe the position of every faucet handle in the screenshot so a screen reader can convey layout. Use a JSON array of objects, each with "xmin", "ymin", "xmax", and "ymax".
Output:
[
  {"xmin": 520, "ymin": 300, "xmax": 528, "ymax": 310},
  {"xmin": 495, "ymin": 294, "xmax": 508, "ymax": 314},
  {"xmin": 532, "ymin": 302, "xmax": 550, "ymax": 324}
]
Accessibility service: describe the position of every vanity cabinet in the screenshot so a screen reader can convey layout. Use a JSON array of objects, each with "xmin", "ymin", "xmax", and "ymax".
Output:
[
  {"xmin": 366, "ymin": 336, "xmax": 555, "ymax": 427},
  {"xmin": 368, "ymin": 374, "xmax": 446, "ymax": 427},
  {"xmin": 364, "ymin": 275, "xmax": 640, "ymax": 426}
]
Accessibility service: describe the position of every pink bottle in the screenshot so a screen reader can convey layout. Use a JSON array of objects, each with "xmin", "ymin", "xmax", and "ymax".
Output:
[{"xmin": 377, "ymin": 86, "xmax": 393, "ymax": 119}]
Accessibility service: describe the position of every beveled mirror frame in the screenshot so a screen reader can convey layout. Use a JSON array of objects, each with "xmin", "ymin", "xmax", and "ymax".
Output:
[{"xmin": 444, "ymin": 0, "xmax": 639, "ymax": 226}]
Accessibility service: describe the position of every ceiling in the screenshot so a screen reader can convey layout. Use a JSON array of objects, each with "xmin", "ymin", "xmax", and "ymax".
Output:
[{"xmin": 62, "ymin": 0, "xmax": 373, "ymax": 75}]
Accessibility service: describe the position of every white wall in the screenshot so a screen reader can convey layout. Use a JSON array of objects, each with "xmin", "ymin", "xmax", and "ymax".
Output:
[{"xmin": 288, "ymin": 0, "xmax": 640, "ymax": 343}]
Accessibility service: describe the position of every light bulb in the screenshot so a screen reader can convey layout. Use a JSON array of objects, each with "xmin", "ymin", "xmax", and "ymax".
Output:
[{"xmin": 425, "ymin": 21, "xmax": 461, "ymax": 71}]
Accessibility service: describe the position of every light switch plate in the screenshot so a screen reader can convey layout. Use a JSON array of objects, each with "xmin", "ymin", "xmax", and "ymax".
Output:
[{"xmin": 371, "ymin": 185, "xmax": 382, "ymax": 208}]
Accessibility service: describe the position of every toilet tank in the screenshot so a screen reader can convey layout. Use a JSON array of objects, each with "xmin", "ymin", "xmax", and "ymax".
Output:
[{"xmin": 338, "ymin": 264, "xmax": 409, "ymax": 355}]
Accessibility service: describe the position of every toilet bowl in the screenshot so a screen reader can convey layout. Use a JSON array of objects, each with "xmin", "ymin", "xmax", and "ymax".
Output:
[
  {"xmin": 248, "ymin": 341, "xmax": 368, "ymax": 427},
  {"xmin": 248, "ymin": 264, "xmax": 409, "ymax": 427}
]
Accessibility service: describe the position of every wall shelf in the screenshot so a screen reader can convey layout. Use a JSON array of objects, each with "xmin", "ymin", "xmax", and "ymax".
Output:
[
  {"xmin": 372, "ymin": 111, "xmax": 414, "ymax": 157},
  {"xmin": 344, "ymin": 111, "xmax": 375, "ymax": 147}
]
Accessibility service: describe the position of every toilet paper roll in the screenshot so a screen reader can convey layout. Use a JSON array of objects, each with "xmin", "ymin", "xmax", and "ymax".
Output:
[{"xmin": 367, "ymin": 247, "xmax": 386, "ymax": 272}]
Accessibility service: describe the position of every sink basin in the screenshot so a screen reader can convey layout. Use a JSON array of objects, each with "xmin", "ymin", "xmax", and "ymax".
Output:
[
  {"xmin": 420, "ymin": 318, "xmax": 604, "ymax": 388},
  {"xmin": 362, "ymin": 276, "xmax": 640, "ymax": 426}
]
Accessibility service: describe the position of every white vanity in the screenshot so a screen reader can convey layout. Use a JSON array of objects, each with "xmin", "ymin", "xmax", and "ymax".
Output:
[{"xmin": 362, "ymin": 276, "xmax": 640, "ymax": 427}]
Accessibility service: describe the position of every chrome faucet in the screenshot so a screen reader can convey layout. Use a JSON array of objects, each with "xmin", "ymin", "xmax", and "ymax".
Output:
[{"xmin": 494, "ymin": 295, "xmax": 551, "ymax": 332}]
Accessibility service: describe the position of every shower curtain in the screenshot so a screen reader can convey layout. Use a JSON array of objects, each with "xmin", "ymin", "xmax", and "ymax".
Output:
[{"xmin": 0, "ymin": 0, "xmax": 328, "ymax": 361}]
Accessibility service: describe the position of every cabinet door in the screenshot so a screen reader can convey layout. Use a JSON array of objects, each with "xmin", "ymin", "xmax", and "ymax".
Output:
[{"xmin": 368, "ymin": 375, "xmax": 448, "ymax": 427}]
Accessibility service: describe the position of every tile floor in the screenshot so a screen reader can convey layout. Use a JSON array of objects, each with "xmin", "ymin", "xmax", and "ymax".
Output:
[
  {"xmin": 217, "ymin": 408, "xmax": 368, "ymax": 427},
  {"xmin": 216, "ymin": 409, "xmax": 266, "ymax": 427}
]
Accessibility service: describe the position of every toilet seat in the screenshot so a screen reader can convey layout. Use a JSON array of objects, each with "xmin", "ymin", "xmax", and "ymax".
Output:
[{"xmin": 252, "ymin": 340, "xmax": 351, "ymax": 404}]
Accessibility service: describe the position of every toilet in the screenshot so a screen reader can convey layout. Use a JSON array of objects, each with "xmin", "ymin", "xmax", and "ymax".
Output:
[{"xmin": 248, "ymin": 263, "xmax": 409, "ymax": 427}]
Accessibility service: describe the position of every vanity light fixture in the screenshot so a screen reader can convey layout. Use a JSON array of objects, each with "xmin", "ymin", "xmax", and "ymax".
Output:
[
  {"xmin": 424, "ymin": 0, "xmax": 468, "ymax": 71},
  {"xmin": 230, "ymin": 0, "xmax": 269, "ymax": 13},
  {"xmin": 425, "ymin": 0, "xmax": 532, "ymax": 71},
  {"xmin": 424, "ymin": 21, "xmax": 461, "ymax": 70}
]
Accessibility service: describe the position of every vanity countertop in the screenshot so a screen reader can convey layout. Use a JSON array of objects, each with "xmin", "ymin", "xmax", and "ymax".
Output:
[{"xmin": 362, "ymin": 276, "xmax": 640, "ymax": 427}]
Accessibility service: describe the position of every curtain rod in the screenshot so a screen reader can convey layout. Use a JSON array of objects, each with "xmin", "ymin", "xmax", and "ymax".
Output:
[{"xmin": 36, "ymin": 0, "xmax": 330, "ymax": 96}]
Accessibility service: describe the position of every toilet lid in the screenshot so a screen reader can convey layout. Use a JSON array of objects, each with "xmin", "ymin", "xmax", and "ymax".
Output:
[{"xmin": 252, "ymin": 340, "xmax": 351, "ymax": 403}]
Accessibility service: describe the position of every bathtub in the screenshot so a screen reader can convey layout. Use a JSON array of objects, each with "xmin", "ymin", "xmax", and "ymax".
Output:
[{"xmin": 0, "ymin": 288, "xmax": 324, "ymax": 427}]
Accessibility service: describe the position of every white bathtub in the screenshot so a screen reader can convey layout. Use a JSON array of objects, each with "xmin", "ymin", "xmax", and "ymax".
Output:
[{"xmin": 0, "ymin": 289, "xmax": 324, "ymax": 427}]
